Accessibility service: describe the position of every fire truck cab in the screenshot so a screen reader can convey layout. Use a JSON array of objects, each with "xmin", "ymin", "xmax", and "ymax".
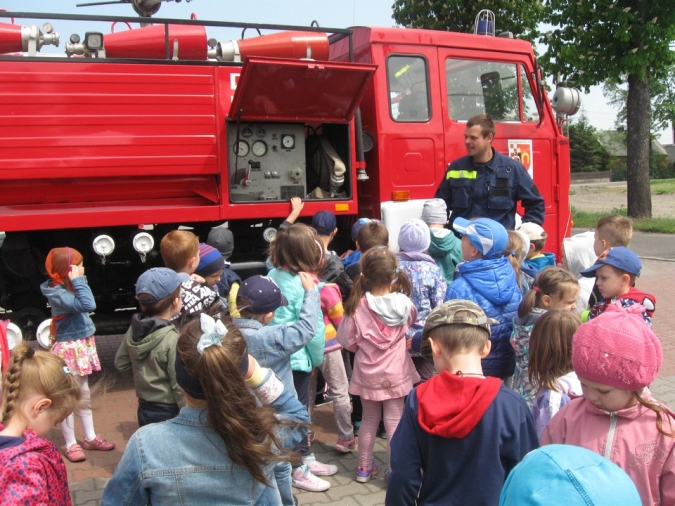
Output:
[{"xmin": 0, "ymin": 10, "xmax": 577, "ymax": 336}]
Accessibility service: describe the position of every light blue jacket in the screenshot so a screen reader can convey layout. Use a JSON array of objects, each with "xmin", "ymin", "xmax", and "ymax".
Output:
[
  {"xmin": 234, "ymin": 290, "xmax": 319, "ymax": 396},
  {"xmin": 445, "ymin": 257, "xmax": 522, "ymax": 379},
  {"xmin": 268, "ymin": 269, "xmax": 325, "ymax": 372},
  {"xmin": 39, "ymin": 277, "xmax": 96, "ymax": 342},
  {"xmin": 101, "ymin": 371, "xmax": 309, "ymax": 506}
]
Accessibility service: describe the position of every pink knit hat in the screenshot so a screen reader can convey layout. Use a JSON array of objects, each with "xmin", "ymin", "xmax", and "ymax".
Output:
[{"xmin": 572, "ymin": 303, "xmax": 662, "ymax": 391}]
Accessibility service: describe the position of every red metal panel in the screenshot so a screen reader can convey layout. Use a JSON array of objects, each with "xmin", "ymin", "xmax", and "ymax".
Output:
[
  {"xmin": 0, "ymin": 61, "xmax": 222, "ymax": 231},
  {"xmin": 229, "ymin": 57, "xmax": 376, "ymax": 123}
]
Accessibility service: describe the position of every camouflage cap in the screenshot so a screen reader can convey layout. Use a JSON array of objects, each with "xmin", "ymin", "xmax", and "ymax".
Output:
[{"xmin": 422, "ymin": 300, "xmax": 499, "ymax": 340}]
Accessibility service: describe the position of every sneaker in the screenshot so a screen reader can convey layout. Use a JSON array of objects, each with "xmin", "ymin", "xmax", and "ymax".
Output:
[
  {"xmin": 303, "ymin": 455, "xmax": 338, "ymax": 476},
  {"xmin": 335, "ymin": 438, "xmax": 357, "ymax": 453},
  {"xmin": 81, "ymin": 435, "xmax": 115, "ymax": 451},
  {"xmin": 384, "ymin": 466, "xmax": 392, "ymax": 482},
  {"xmin": 292, "ymin": 465, "xmax": 330, "ymax": 492},
  {"xmin": 64, "ymin": 443, "xmax": 86, "ymax": 463},
  {"xmin": 356, "ymin": 462, "xmax": 379, "ymax": 483},
  {"xmin": 379, "ymin": 430, "xmax": 388, "ymax": 439},
  {"xmin": 353, "ymin": 420, "xmax": 361, "ymax": 436}
]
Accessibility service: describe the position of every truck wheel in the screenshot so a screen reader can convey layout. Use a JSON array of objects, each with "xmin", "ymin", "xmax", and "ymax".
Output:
[{"xmin": 12, "ymin": 307, "xmax": 48, "ymax": 341}]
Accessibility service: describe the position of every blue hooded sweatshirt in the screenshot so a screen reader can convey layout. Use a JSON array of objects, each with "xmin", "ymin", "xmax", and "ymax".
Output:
[{"xmin": 445, "ymin": 257, "xmax": 522, "ymax": 379}]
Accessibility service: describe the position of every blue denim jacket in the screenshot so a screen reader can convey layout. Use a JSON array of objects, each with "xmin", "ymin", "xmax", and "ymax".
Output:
[
  {"xmin": 234, "ymin": 290, "xmax": 319, "ymax": 396},
  {"xmin": 102, "ymin": 372, "xmax": 309, "ymax": 506},
  {"xmin": 39, "ymin": 277, "xmax": 96, "ymax": 342}
]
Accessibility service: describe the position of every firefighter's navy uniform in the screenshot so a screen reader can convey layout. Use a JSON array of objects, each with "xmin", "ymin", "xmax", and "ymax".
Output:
[{"xmin": 435, "ymin": 148, "xmax": 545, "ymax": 231}]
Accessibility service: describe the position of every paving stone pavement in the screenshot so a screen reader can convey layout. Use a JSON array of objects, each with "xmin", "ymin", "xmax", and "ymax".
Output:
[{"xmin": 65, "ymin": 258, "xmax": 675, "ymax": 505}]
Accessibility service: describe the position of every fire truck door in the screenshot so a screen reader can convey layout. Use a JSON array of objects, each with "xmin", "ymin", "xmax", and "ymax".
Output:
[
  {"xmin": 380, "ymin": 52, "xmax": 445, "ymax": 201},
  {"xmin": 439, "ymin": 51, "xmax": 556, "ymax": 224}
]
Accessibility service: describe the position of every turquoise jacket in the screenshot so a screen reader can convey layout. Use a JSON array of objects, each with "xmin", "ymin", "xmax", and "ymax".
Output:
[
  {"xmin": 427, "ymin": 229, "xmax": 463, "ymax": 285},
  {"xmin": 268, "ymin": 268, "xmax": 325, "ymax": 372}
]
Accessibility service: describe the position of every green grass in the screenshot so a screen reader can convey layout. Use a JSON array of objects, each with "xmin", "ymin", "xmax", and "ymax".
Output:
[
  {"xmin": 651, "ymin": 179, "xmax": 675, "ymax": 195},
  {"xmin": 571, "ymin": 206, "xmax": 675, "ymax": 234}
]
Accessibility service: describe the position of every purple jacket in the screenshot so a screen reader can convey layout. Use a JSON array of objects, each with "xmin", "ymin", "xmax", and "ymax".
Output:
[{"xmin": 337, "ymin": 293, "xmax": 419, "ymax": 401}]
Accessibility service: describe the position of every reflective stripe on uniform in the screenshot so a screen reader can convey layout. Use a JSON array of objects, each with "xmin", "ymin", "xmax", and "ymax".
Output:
[{"xmin": 446, "ymin": 170, "xmax": 477, "ymax": 180}]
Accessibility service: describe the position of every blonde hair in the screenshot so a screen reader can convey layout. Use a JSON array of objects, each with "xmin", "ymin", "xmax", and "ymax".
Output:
[
  {"xmin": 505, "ymin": 231, "xmax": 523, "ymax": 287},
  {"xmin": 1, "ymin": 343, "xmax": 81, "ymax": 425},
  {"xmin": 596, "ymin": 215, "xmax": 633, "ymax": 247},
  {"xmin": 160, "ymin": 230, "xmax": 199, "ymax": 271},
  {"xmin": 518, "ymin": 267, "xmax": 578, "ymax": 318}
]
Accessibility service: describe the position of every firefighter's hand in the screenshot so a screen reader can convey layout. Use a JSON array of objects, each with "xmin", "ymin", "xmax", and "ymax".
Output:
[
  {"xmin": 287, "ymin": 197, "xmax": 304, "ymax": 223},
  {"xmin": 191, "ymin": 273, "xmax": 206, "ymax": 284},
  {"xmin": 298, "ymin": 271, "xmax": 317, "ymax": 291}
]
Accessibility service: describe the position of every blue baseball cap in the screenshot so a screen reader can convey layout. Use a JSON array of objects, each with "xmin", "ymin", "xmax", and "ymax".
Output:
[
  {"xmin": 351, "ymin": 218, "xmax": 373, "ymax": 241},
  {"xmin": 312, "ymin": 211, "xmax": 337, "ymax": 236},
  {"xmin": 453, "ymin": 217, "xmax": 508, "ymax": 259},
  {"xmin": 238, "ymin": 275, "xmax": 288, "ymax": 314},
  {"xmin": 580, "ymin": 246, "xmax": 641, "ymax": 278},
  {"xmin": 135, "ymin": 268, "xmax": 182, "ymax": 303}
]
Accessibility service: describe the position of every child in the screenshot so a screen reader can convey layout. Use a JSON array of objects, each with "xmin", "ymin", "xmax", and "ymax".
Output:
[
  {"xmin": 337, "ymin": 247, "xmax": 419, "ymax": 483},
  {"xmin": 528, "ymin": 310, "xmax": 582, "ymax": 439},
  {"xmin": 561, "ymin": 230, "xmax": 597, "ymax": 312},
  {"xmin": 420, "ymin": 198, "xmax": 462, "ymax": 284},
  {"xmin": 102, "ymin": 313, "xmax": 311, "ymax": 506},
  {"xmin": 396, "ymin": 218, "xmax": 447, "ymax": 382},
  {"xmin": 206, "ymin": 226, "xmax": 242, "ymax": 315},
  {"xmin": 115, "ymin": 268, "xmax": 184, "ymax": 426},
  {"xmin": 445, "ymin": 218, "xmax": 521, "ymax": 380},
  {"xmin": 312, "ymin": 210, "xmax": 353, "ymax": 299},
  {"xmin": 267, "ymin": 223, "xmax": 337, "ymax": 491},
  {"xmin": 160, "ymin": 230, "xmax": 220, "ymax": 327},
  {"xmin": 40, "ymin": 247, "xmax": 114, "ymax": 462},
  {"xmin": 500, "ymin": 445, "xmax": 641, "ymax": 506},
  {"xmin": 588, "ymin": 215, "xmax": 634, "ymax": 308},
  {"xmin": 234, "ymin": 273, "xmax": 319, "ymax": 503},
  {"xmin": 0, "ymin": 343, "xmax": 81, "ymax": 505},
  {"xmin": 542, "ymin": 304, "xmax": 675, "ymax": 505},
  {"xmin": 194, "ymin": 243, "xmax": 226, "ymax": 292},
  {"xmin": 344, "ymin": 220, "xmax": 389, "ymax": 283},
  {"xmin": 519, "ymin": 222, "xmax": 556, "ymax": 274},
  {"xmin": 580, "ymin": 247, "xmax": 656, "ymax": 323},
  {"xmin": 511, "ymin": 267, "xmax": 579, "ymax": 406},
  {"xmin": 386, "ymin": 300, "xmax": 538, "ymax": 505},
  {"xmin": 341, "ymin": 218, "xmax": 374, "ymax": 269}
]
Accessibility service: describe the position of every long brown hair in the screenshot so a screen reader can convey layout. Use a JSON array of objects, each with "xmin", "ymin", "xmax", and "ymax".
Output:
[
  {"xmin": 518, "ymin": 266, "xmax": 578, "ymax": 318},
  {"xmin": 528, "ymin": 310, "xmax": 580, "ymax": 392},
  {"xmin": 176, "ymin": 315, "xmax": 291, "ymax": 485},
  {"xmin": 269, "ymin": 223, "xmax": 322, "ymax": 275},
  {"xmin": 635, "ymin": 391, "xmax": 675, "ymax": 438},
  {"xmin": 2, "ymin": 342, "xmax": 81, "ymax": 425},
  {"xmin": 344, "ymin": 247, "xmax": 411, "ymax": 316}
]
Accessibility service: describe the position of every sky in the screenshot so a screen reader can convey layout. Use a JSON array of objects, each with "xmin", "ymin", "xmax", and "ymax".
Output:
[{"xmin": 2, "ymin": 0, "xmax": 670, "ymax": 143}]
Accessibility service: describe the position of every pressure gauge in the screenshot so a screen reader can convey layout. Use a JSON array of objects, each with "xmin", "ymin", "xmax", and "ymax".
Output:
[
  {"xmin": 234, "ymin": 140, "xmax": 250, "ymax": 157},
  {"xmin": 252, "ymin": 140, "xmax": 268, "ymax": 157},
  {"xmin": 241, "ymin": 127, "xmax": 253, "ymax": 138},
  {"xmin": 281, "ymin": 134, "xmax": 295, "ymax": 149},
  {"xmin": 256, "ymin": 128, "xmax": 266, "ymax": 138}
]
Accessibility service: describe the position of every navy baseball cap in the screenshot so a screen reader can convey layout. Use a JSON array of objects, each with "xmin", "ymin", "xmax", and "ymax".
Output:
[
  {"xmin": 135, "ymin": 268, "xmax": 182, "ymax": 303},
  {"xmin": 238, "ymin": 275, "xmax": 288, "ymax": 314},
  {"xmin": 581, "ymin": 247, "xmax": 642, "ymax": 278},
  {"xmin": 453, "ymin": 217, "xmax": 508, "ymax": 259},
  {"xmin": 312, "ymin": 211, "xmax": 337, "ymax": 236}
]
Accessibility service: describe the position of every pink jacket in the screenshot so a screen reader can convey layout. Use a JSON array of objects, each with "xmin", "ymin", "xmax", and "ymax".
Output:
[
  {"xmin": 542, "ymin": 397, "xmax": 675, "ymax": 506},
  {"xmin": 337, "ymin": 295, "xmax": 419, "ymax": 401}
]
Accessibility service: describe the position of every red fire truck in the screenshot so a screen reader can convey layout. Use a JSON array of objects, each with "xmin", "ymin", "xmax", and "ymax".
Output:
[{"xmin": 0, "ymin": 9, "xmax": 579, "ymax": 336}]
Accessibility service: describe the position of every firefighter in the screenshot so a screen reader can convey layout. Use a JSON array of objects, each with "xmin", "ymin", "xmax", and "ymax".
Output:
[{"xmin": 435, "ymin": 114, "xmax": 545, "ymax": 231}]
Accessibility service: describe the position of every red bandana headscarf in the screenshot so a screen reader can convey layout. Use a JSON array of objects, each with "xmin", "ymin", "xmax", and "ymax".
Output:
[{"xmin": 45, "ymin": 247, "xmax": 83, "ymax": 292}]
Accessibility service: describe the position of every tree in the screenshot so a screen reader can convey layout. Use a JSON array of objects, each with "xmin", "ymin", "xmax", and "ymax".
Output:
[
  {"xmin": 540, "ymin": 1, "xmax": 675, "ymax": 219},
  {"xmin": 568, "ymin": 114, "xmax": 610, "ymax": 173},
  {"xmin": 392, "ymin": 0, "xmax": 545, "ymax": 43}
]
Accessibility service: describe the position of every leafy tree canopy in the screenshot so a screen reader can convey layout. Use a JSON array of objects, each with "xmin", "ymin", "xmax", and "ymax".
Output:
[
  {"xmin": 539, "ymin": 0, "xmax": 675, "ymax": 90},
  {"xmin": 392, "ymin": 0, "xmax": 545, "ymax": 43}
]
